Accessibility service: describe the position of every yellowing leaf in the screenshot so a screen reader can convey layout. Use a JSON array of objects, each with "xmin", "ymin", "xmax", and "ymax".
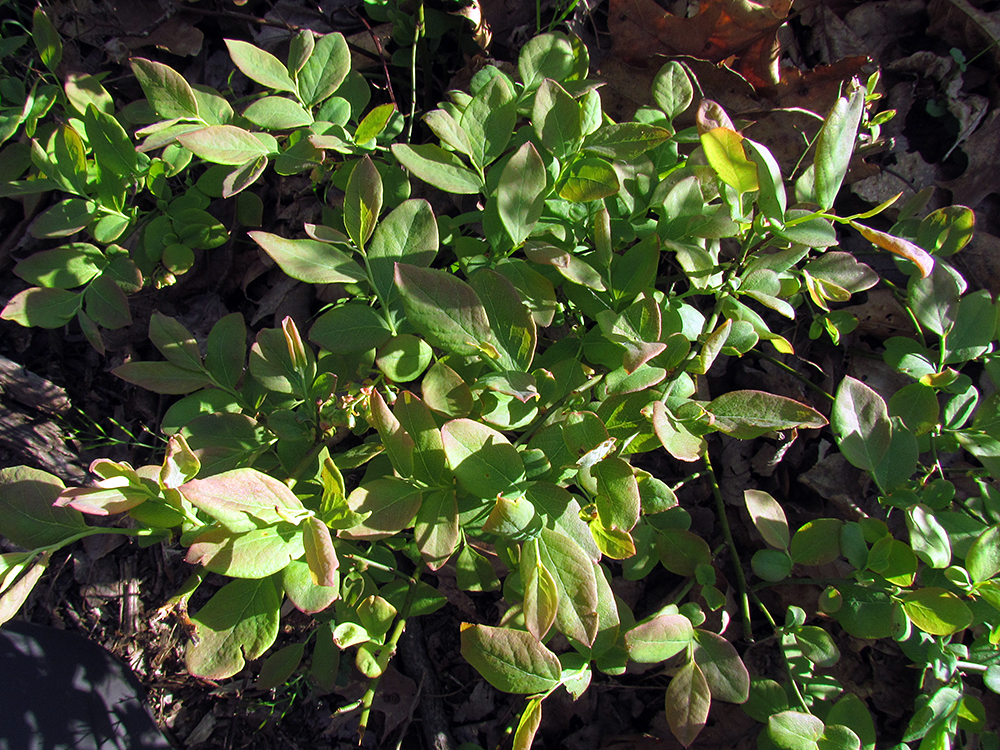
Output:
[
  {"xmin": 850, "ymin": 221, "xmax": 934, "ymax": 278},
  {"xmin": 700, "ymin": 127, "xmax": 758, "ymax": 195}
]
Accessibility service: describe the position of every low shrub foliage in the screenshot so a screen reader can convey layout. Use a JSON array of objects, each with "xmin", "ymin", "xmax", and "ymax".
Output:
[{"xmin": 1, "ymin": 7, "xmax": 999, "ymax": 750}]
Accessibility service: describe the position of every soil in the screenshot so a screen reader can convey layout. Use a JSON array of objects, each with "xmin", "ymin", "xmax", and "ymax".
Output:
[{"xmin": 2, "ymin": 1, "xmax": 1000, "ymax": 748}]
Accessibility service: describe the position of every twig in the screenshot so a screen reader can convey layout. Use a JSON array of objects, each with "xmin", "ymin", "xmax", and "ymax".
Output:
[{"xmin": 702, "ymin": 450, "xmax": 754, "ymax": 642}]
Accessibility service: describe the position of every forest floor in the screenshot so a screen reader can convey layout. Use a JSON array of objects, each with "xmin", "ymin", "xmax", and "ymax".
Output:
[{"xmin": 2, "ymin": 0, "xmax": 1000, "ymax": 748}]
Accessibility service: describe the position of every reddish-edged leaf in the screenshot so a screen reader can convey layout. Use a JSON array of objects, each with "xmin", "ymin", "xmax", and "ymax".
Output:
[{"xmin": 665, "ymin": 660, "xmax": 712, "ymax": 747}]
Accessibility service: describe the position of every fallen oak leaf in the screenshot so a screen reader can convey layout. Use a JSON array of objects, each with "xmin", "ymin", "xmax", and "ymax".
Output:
[{"xmin": 609, "ymin": 0, "xmax": 792, "ymax": 86}]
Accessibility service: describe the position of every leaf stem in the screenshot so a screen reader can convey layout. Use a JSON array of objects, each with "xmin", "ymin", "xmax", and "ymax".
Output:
[
  {"xmin": 749, "ymin": 350, "xmax": 835, "ymax": 403},
  {"xmin": 702, "ymin": 450, "xmax": 754, "ymax": 642},
  {"xmin": 357, "ymin": 570, "xmax": 421, "ymax": 743}
]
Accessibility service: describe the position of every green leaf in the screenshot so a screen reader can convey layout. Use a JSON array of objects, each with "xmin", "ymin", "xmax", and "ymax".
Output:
[
  {"xmin": 833, "ymin": 584, "xmax": 893, "ymax": 639},
  {"xmin": 828, "ymin": 694, "xmax": 877, "ymax": 750},
  {"xmin": 1, "ymin": 287, "xmax": 80, "ymax": 328},
  {"xmin": 297, "ymin": 32, "xmax": 350, "ymax": 107},
  {"xmin": 85, "ymin": 106, "xmax": 137, "ymax": 177},
  {"xmin": 394, "ymin": 263, "xmax": 491, "ymax": 357},
  {"xmin": 376, "ymin": 333, "xmax": 432, "ymax": 383},
  {"xmin": 341, "ymin": 478, "xmax": 421, "ymax": 539},
  {"xmin": 522, "ymin": 538, "xmax": 559, "ymax": 640},
  {"xmin": 945, "ymin": 290, "xmax": 997, "ymax": 364},
  {"xmin": 497, "ymin": 141, "xmax": 547, "ymax": 247},
  {"xmin": 344, "ymin": 156, "xmax": 382, "ymax": 251},
  {"xmin": 130, "ymin": 58, "xmax": 200, "ymax": 121},
  {"xmin": 814, "ymin": 89, "xmax": 864, "ymax": 210},
  {"xmin": 518, "ymin": 32, "xmax": 576, "ymax": 92},
  {"xmin": 769, "ymin": 710, "xmax": 825, "ymax": 750},
  {"xmin": 309, "ymin": 303, "xmax": 390, "ymax": 354},
  {"xmin": 421, "ymin": 361, "xmax": 474, "ymax": 418},
  {"xmin": 414, "ymin": 488, "xmax": 459, "ymax": 570},
  {"xmin": 0, "ymin": 552, "xmax": 50, "ymax": 626},
  {"xmin": 391, "ymin": 143, "xmax": 483, "ymax": 194},
  {"xmin": 256, "ymin": 642, "xmax": 306, "ymax": 690},
  {"xmin": 471, "ymin": 269, "xmax": 537, "ymax": 372},
  {"xmin": 355, "ymin": 102, "xmax": 395, "ymax": 144},
  {"xmin": 84, "ymin": 274, "xmax": 131, "ymax": 329},
  {"xmin": 462, "ymin": 73, "xmax": 516, "ymax": 167},
  {"xmin": 186, "ymin": 577, "xmax": 281, "ymax": 679},
  {"xmin": 0, "ymin": 466, "xmax": 86, "ymax": 549},
  {"xmin": 585, "ymin": 123, "xmax": 672, "ymax": 160},
  {"xmin": 181, "ymin": 468, "xmax": 306, "ymax": 533},
  {"xmin": 701, "ymin": 127, "xmax": 758, "ymax": 195},
  {"xmin": 33, "ymin": 8, "xmax": 62, "ymax": 73},
  {"xmin": 225, "ymin": 39, "xmax": 296, "ymax": 94},
  {"xmin": 908, "ymin": 263, "xmax": 960, "ymax": 336},
  {"xmin": 460, "ymin": 623, "xmax": 562, "ymax": 694},
  {"xmin": 148, "ymin": 311, "xmax": 203, "ymax": 371},
  {"xmin": 282, "ymin": 559, "xmax": 339, "ymax": 614},
  {"xmin": 609, "ymin": 234, "xmax": 659, "ymax": 302},
  {"xmin": 441, "ymin": 418, "xmax": 525, "ymax": 499},
  {"xmin": 423, "ymin": 108, "xmax": 477, "ymax": 160},
  {"xmin": 178, "ymin": 125, "xmax": 270, "ymax": 165},
  {"xmin": 744, "ymin": 137, "xmax": 787, "ymax": 220},
  {"xmin": 590, "ymin": 516, "xmax": 636, "ymax": 559},
  {"xmin": 967, "ymin": 525, "xmax": 1000, "ymax": 583},
  {"xmin": 248, "ymin": 231, "xmax": 366, "ymax": 284},
  {"xmin": 524, "ymin": 243, "xmax": 605, "ymax": 291},
  {"xmin": 532, "ymin": 79, "xmax": 581, "ymax": 158},
  {"xmin": 657, "ymin": 527, "xmax": 712, "ymax": 575},
  {"xmin": 791, "ymin": 625, "xmax": 841, "ymax": 668},
  {"xmin": 693, "ymin": 629, "xmax": 750, "ymax": 702},
  {"xmin": 367, "ymin": 199, "xmax": 438, "ymax": 307},
  {"xmin": 288, "ymin": 29, "xmax": 315, "ymax": 75},
  {"xmin": 866, "ymin": 536, "xmax": 917, "ymax": 586},
  {"xmin": 832, "ymin": 376, "xmax": 892, "ymax": 471},
  {"xmin": 707, "ymin": 390, "xmax": 827, "ymax": 439},
  {"xmin": 205, "ymin": 313, "xmax": 246, "ymax": 391},
  {"xmin": 173, "ymin": 208, "xmax": 228, "ymax": 250},
  {"xmin": 186, "ymin": 525, "xmax": 305, "ymax": 578},
  {"xmin": 905, "ymin": 504, "xmax": 952, "ymax": 568},
  {"xmin": 181, "ymin": 413, "xmax": 265, "ymax": 476},
  {"xmin": 242, "ymin": 97, "xmax": 313, "ymax": 129},
  {"xmin": 650, "ymin": 401, "xmax": 706, "ymax": 462},
  {"xmin": 652, "ymin": 61, "xmax": 693, "ymax": 120},
  {"xmin": 395, "ymin": 391, "xmax": 446, "ymax": 484},
  {"xmin": 624, "ymin": 613, "xmax": 694, "ymax": 662},
  {"xmin": 591, "ymin": 456, "xmax": 640, "ymax": 533},
  {"xmin": 819, "ymin": 725, "xmax": 861, "ymax": 750},
  {"xmin": 14, "ymin": 244, "xmax": 104, "ymax": 289},
  {"xmin": 790, "ymin": 519, "xmax": 843, "ymax": 566},
  {"xmin": 744, "ymin": 489, "xmax": 790, "ymax": 549},
  {"xmin": 537, "ymin": 527, "xmax": 599, "ymax": 646},
  {"xmin": 31, "ymin": 198, "xmax": 98, "ymax": 239},
  {"xmin": 752, "ymin": 549, "xmax": 793, "ymax": 581},
  {"xmin": 665, "ymin": 660, "xmax": 712, "ymax": 748},
  {"xmin": 513, "ymin": 697, "xmax": 543, "ymax": 750},
  {"xmin": 557, "ymin": 156, "xmax": 620, "ymax": 202},
  {"xmin": 457, "ymin": 543, "xmax": 501, "ymax": 591},
  {"xmin": 900, "ymin": 587, "xmax": 973, "ymax": 635}
]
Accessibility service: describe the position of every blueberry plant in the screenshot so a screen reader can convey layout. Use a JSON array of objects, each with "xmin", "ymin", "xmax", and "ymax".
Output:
[{"xmin": 1, "ymin": 6, "xmax": 999, "ymax": 750}]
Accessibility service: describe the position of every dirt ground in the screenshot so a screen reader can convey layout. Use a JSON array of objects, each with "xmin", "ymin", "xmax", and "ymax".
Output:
[{"xmin": 2, "ymin": 0, "xmax": 1000, "ymax": 748}]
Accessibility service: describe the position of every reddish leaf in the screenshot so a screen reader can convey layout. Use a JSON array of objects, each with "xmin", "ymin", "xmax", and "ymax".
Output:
[{"xmin": 665, "ymin": 660, "xmax": 712, "ymax": 747}]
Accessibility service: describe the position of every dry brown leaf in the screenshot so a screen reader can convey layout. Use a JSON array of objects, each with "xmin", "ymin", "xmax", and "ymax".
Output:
[
  {"xmin": 608, "ymin": 0, "xmax": 791, "ymax": 86},
  {"xmin": 929, "ymin": 0, "xmax": 1000, "ymax": 70},
  {"xmin": 943, "ymin": 109, "xmax": 1000, "ymax": 208}
]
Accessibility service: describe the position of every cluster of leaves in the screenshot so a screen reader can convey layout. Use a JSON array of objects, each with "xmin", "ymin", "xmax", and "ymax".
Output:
[{"xmin": 1, "ymin": 7, "xmax": 999, "ymax": 750}]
